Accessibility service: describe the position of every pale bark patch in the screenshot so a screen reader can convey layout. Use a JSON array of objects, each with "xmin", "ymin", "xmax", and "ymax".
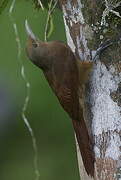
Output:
[{"xmin": 95, "ymin": 158, "xmax": 117, "ymax": 180}]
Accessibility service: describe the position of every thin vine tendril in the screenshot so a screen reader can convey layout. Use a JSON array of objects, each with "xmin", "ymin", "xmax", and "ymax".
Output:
[{"xmin": 9, "ymin": 0, "xmax": 40, "ymax": 179}]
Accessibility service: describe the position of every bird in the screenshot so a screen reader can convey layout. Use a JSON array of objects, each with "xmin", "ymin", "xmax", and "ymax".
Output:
[{"xmin": 25, "ymin": 20, "xmax": 112, "ymax": 177}]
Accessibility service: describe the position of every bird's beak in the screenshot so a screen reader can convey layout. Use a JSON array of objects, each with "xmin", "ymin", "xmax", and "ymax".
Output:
[{"xmin": 25, "ymin": 19, "xmax": 37, "ymax": 41}]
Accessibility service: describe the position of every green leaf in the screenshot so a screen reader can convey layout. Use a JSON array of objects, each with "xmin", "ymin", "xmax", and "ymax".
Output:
[{"xmin": 0, "ymin": 0, "xmax": 10, "ymax": 14}]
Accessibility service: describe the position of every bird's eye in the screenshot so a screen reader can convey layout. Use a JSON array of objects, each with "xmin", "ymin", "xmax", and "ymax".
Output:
[{"xmin": 33, "ymin": 42, "xmax": 38, "ymax": 48}]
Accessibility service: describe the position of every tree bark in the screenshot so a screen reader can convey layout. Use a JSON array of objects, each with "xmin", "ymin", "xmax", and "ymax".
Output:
[{"xmin": 59, "ymin": 0, "xmax": 121, "ymax": 179}]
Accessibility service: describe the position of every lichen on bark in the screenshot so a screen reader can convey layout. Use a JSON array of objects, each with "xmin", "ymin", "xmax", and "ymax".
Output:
[{"xmin": 79, "ymin": 0, "xmax": 121, "ymax": 50}]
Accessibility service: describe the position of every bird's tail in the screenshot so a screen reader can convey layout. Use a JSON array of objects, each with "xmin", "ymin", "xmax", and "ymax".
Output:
[{"xmin": 72, "ymin": 119, "xmax": 94, "ymax": 177}]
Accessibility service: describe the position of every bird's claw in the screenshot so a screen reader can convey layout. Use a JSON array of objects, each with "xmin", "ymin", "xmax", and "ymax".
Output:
[{"xmin": 93, "ymin": 39, "xmax": 113, "ymax": 61}]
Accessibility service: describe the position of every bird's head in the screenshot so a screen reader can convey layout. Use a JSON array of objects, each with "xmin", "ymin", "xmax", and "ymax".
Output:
[
  {"xmin": 25, "ymin": 20, "xmax": 55, "ymax": 71},
  {"xmin": 25, "ymin": 20, "xmax": 76, "ymax": 75}
]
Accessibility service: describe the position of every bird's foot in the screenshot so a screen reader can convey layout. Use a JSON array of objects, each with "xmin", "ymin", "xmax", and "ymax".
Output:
[{"xmin": 92, "ymin": 39, "xmax": 113, "ymax": 61}]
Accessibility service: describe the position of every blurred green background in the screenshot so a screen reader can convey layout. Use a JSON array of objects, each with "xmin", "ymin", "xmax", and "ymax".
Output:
[{"xmin": 0, "ymin": 1, "xmax": 79, "ymax": 180}]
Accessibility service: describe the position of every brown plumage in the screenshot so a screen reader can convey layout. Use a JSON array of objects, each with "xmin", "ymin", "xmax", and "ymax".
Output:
[{"xmin": 25, "ymin": 22, "xmax": 94, "ymax": 176}]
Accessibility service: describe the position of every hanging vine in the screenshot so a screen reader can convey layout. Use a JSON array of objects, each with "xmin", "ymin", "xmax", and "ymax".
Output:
[{"xmin": 9, "ymin": 0, "xmax": 41, "ymax": 180}]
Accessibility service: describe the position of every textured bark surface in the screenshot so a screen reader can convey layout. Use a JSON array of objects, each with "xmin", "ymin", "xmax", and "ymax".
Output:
[{"xmin": 59, "ymin": 0, "xmax": 121, "ymax": 179}]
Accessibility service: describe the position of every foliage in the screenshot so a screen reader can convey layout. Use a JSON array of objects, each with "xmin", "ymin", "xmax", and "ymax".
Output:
[
  {"xmin": 32, "ymin": 0, "xmax": 57, "ymax": 10},
  {"xmin": 0, "ymin": 0, "xmax": 10, "ymax": 14},
  {"xmin": 0, "ymin": 0, "xmax": 58, "ymax": 15}
]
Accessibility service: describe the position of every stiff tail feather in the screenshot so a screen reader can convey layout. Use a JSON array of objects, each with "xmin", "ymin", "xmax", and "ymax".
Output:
[{"xmin": 72, "ymin": 119, "xmax": 94, "ymax": 177}]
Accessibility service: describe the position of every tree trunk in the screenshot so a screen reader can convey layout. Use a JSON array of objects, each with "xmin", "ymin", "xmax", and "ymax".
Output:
[{"xmin": 59, "ymin": 0, "xmax": 121, "ymax": 179}]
